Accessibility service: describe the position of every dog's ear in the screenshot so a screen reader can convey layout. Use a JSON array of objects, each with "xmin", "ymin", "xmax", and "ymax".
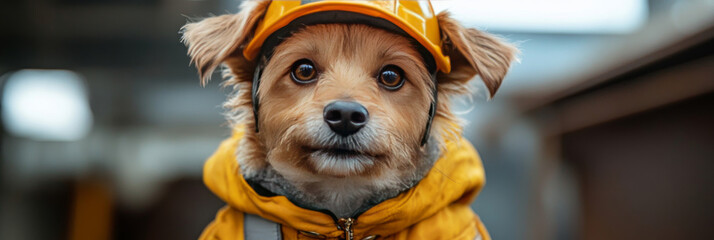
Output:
[
  {"xmin": 437, "ymin": 12, "xmax": 518, "ymax": 97},
  {"xmin": 181, "ymin": 0, "xmax": 271, "ymax": 85}
]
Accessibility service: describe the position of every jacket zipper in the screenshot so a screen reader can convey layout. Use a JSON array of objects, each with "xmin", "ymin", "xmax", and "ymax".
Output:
[
  {"xmin": 337, "ymin": 217, "xmax": 354, "ymax": 240},
  {"xmin": 309, "ymin": 204, "xmax": 374, "ymax": 240}
]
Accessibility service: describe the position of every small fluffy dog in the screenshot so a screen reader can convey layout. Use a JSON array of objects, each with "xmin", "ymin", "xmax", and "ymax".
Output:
[{"xmin": 183, "ymin": 1, "xmax": 516, "ymax": 239}]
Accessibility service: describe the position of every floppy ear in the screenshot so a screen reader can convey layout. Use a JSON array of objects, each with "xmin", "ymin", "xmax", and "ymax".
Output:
[
  {"xmin": 437, "ymin": 12, "xmax": 518, "ymax": 98},
  {"xmin": 181, "ymin": 0, "xmax": 271, "ymax": 85}
]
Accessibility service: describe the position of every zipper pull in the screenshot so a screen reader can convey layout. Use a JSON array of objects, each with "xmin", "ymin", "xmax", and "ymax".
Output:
[{"xmin": 337, "ymin": 218, "xmax": 354, "ymax": 240}]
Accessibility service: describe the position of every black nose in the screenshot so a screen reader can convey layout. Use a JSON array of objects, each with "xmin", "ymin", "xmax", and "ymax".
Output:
[{"xmin": 323, "ymin": 101, "xmax": 369, "ymax": 136}]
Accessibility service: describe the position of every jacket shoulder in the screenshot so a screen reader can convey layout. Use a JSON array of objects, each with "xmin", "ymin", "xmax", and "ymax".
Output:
[
  {"xmin": 199, "ymin": 206, "xmax": 246, "ymax": 240},
  {"xmin": 391, "ymin": 204, "xmax": 490, "ymax": 240}
]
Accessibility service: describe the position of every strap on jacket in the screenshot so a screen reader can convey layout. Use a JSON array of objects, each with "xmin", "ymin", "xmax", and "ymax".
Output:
[{"xmin": 244, "ymin": 214, "xmax": 282, "ymax": 240}]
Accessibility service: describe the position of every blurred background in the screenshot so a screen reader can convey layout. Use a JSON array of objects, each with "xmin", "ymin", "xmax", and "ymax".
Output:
[{"xmin": 1, "ymin": 0, "xmax": 712, "ymax": 239}]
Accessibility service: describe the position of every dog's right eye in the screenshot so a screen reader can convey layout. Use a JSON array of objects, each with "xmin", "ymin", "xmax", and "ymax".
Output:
[
  {"xmin": 290, "ymin": 59, "xmax": 317, "ymax": 84},
  {"xmin": 377, "ymin": 65, "xmax": 405, "ymax": 90}
]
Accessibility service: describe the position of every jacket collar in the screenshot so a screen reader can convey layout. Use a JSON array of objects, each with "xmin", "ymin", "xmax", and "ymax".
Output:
[{"xmin": 203, "ymin": 126, "xmax": 486, "ymax": 238}]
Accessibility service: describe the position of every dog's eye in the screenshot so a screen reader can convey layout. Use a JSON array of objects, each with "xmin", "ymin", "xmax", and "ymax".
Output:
[
  {"xmin": 290, "ymin": 59, "xmax": 317, "ymax": 83},
  {"xmin": 378, "ymin": 65, "xmax": 405, "ymax": 90}
]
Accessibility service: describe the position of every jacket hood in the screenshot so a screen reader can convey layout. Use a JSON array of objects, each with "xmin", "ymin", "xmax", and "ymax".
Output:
[{"xmin": 203, "ymin": 126, "xmax": 486, "ymax": 238}]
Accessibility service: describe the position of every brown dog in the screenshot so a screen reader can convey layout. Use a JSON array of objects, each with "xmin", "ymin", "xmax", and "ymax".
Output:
[{"xmin": 183, "ymin": 1, "xmax": 516, "ymax": 238}]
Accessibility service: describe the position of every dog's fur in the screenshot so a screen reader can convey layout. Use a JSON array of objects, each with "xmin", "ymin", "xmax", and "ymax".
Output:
[{"xmin": 182, "ymin": 1, "xmax": 516, "ymax": 218}]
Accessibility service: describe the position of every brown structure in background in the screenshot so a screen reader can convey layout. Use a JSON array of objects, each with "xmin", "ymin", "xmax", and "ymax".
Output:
[{"xmin": 524, "ymin": 26, "xmax": 714, "ymax": 239}]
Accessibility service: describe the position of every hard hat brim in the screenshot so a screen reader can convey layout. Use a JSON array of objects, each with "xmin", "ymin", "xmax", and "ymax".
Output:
[{"xmin": 243, "ymin": 1, "xmax": 451, "ymax": 73}]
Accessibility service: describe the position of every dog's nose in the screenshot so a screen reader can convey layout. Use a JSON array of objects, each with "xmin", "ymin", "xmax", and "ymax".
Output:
[{"xmin": 323, "ymin": 101, "xmax": 369, "ymax": 136}]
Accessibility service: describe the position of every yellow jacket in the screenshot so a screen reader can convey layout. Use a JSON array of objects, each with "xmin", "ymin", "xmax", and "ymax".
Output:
[{"xmin": 200, "ymin": 128, "xmax": 491, "ymax": 240}]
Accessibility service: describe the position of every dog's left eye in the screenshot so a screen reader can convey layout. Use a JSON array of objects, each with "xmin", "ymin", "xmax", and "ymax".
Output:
[
  {"xmin": 290, "ymin": 59, "xmax": 317, "ymax": 83},
  {"xmin": 378, "ymin": 65, "xmax": 405, "ymax": 90}
]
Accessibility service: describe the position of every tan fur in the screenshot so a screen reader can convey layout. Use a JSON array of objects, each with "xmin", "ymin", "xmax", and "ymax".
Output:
[
  {"xmin": 181, "ymin": 1, "xmax": 516, "ymax": 217},
  {"xmin": 437, "ymin": 12, "xmax": 519, "ymax": 98},
  {"xmin": 180, "ymin": 0, "xmax": 270, "ymax": 85}
]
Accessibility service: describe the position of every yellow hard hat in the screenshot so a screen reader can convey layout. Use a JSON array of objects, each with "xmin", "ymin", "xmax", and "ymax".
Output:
[{"xmin": 243, "ymin": 0, "xmax": 451, "ymax": 73}]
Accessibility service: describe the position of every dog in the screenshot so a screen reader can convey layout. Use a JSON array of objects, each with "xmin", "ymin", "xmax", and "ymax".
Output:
[{"xmin": 182, "ymin": 1, "xmax": 516, "ymax": 239}]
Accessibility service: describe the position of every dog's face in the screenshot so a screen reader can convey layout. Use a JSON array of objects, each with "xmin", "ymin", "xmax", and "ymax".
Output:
[
  {"xmin": 259, "ymin": 25, "xmax": 432, "ymax": 179},
  {"xmin": 182, "ymin": 0, "xmax": 516, "ymax": 189}
]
